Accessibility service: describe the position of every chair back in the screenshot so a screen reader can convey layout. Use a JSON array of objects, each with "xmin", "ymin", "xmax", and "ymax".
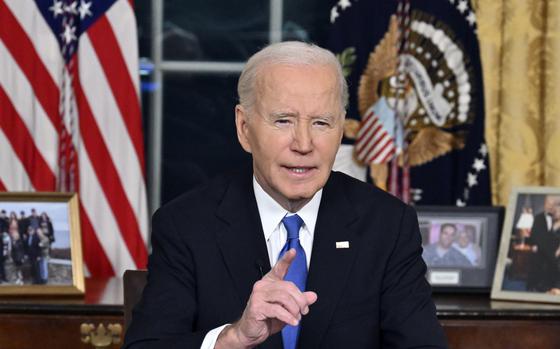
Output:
[{"xmin": 123, "ymin": 269, "xmax": 148, "ymax": 331}]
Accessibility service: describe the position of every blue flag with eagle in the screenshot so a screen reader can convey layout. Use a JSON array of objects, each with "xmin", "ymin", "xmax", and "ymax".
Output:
[{"xmin": 327, "ymin": 0, "xmax": 491, "ymax": 206}]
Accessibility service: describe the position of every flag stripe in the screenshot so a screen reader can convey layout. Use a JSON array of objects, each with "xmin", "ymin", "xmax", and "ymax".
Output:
[
  {"xmin": 360, "ymin": 130, "xmax": 390, "ymax": 162},
  {"xmin": 79, "ymin": 35, "xmax": 148, "ymax": 238},
  {"xmin": 87, "ymin": 15, "xmax": 145, "ymax": 171},
  {"xmin": 0, "ymin": 128, "xmax": 33, "ymax": 191},
  {"xmin": 355, "ymin": 112, "xmax": 376, "ymax": 150},
  {"xmin": 2, "ymin": 0, "xmax": 63, "ymax": 87},
  {"xmin": 380, "ymin": 147, "xmax": 396, "ymax": 163},
  {"xmin": 356, "ymin": 124, "xmax": 383, "ymax": 159},
  {"xmin": 79, "ymin": 203, "xmax": 116, "ymax": 276},
  {"xmin": 79, "ymin": 147, "xmax": 137, "ymax": 272},
  {"xmin": 0, "ymin": 41, "xmax": 59, "ymax": 176},
  {"xmin": 0, "ymin": 178, "xmax": 5, "ymax": 191},
  {"xmin": 370, "ymin": 142, "xmax": 393, "ymax": 164},
  {"xmin": 0, "ymin": 0, "xmax": 61, "ymax": 132},
  {"xmin": 106, "ymin": 0, "xmax": 140, "ymax": 95},
  {"xmin": 74, "ymin": 77, "xmax": 148, "ymax": 267},
  {"xmin": 367, "ymin": 136, "xmax": 393, "ymax": 164},
  {"xmin": 356, "ymin": 121, "xmax": 381, "ymax": 154},
  {"xmin": 0, "ymin": 86, "xmax": 56, "ymax": 190}
]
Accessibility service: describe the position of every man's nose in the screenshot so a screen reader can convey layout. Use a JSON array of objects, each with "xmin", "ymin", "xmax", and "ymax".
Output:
[{"xmin": 291, "ymin": 122, "xmax": 313, "ymax": 154}]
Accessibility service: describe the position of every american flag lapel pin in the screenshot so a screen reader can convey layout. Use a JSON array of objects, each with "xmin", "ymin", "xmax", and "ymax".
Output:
[{"xmin": 336, "ymin": 241, "xmax": 350, "ymax": 249}]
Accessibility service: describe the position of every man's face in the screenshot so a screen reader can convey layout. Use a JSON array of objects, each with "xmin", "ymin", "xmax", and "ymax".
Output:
[
  {"xmin": 544, "ymin": 195, "xmax": 560, "ymax": 214},
  {"xmin": 236, "ymin": 64, "xmax": 344, "ymax": 210},
  {"xmin": 458, "ymin": 231, "xmax": 469, "ymax": 248},
  {"xmin": 438, "ymin": 225, "xmax": 456, "ymax": 249}
]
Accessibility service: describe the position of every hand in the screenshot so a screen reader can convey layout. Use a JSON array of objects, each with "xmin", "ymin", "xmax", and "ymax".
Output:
[{"xmin": 216, "ymin": 249, "xmax": 318, "ymax": 349}]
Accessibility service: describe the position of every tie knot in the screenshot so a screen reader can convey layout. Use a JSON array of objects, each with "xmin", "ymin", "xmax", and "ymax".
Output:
[{"xmin": 282, "ymin": 214, "xmax": 304, "ymax": 240}]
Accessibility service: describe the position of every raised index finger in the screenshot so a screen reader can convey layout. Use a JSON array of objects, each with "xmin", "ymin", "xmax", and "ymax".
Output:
[{"xmin": 266, "ymin": 248, "xmax": 296, "ymax": 281}]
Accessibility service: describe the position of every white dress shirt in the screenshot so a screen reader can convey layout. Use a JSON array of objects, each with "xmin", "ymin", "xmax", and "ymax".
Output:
[{"xmin": 200, "ymin": 177, "xmax": 322, "ymax": 348}]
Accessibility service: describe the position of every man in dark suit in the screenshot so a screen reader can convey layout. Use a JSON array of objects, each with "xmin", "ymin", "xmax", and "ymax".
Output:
[
  {"xmin": 124, "ymin": 41, "xmax": 447, "ymax": 349},
  {"xmin": 527, "ymin": 195, "xmax": 560, "ymax": 292}
]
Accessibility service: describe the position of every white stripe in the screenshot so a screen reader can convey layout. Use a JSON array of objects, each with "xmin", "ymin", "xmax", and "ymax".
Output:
[
  {"xmin": 79, "ymin": 35, "xmax": 148, "ymax": 243},
  {"xmin": 358, "ymin": 131, "xmax": 390, "ymax": 161},
  {"xmin": 0, "ymin": 40, "xmax": 59, "ymax": 175},
  {"xmin": 355, "ymin": 112, "xmax": 376, "ymax": 141},
  {"xmin": 357, "ymin": 126, "xmax": 386, "ymax": 160},
  {"xmin": 0, "ymin": 129, "xmax": 34, "ymax": 191},
  {"xmin": 3, "ymin": 0, "xmax": 63, "ymax": 87},
  {"xmin": 106, "ymin": 0, "xmax": 140, "ymax": 96},
  {"xmin": 79, "ymin": 147, "xmax": 137, "ymax": 273},
  {"xmin": 366, "ymin": 136, "xmax": 393, "ymax": 163},
  {"xmin": 355, "ymin": 116, "xmax": 380, "ymax": 150},
  {"xmin": 371, "ymin": 143, "xmax": 394, "ymax": 164}
]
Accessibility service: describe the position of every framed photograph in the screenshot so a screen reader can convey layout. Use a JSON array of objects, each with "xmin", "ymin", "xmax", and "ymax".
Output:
[
  {"xmin": 492, "ymin": 187, "xmax": 560, "ymax": 303},
  {"xmin": 417, "ymin": 206, "xmax": 504, "ymax": 292},
  {"xmin": 0, "ymin": 192, "xmax": 84, "ymax": 295}
]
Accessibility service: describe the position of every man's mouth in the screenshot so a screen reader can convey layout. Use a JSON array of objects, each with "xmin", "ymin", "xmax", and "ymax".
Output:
[{"xmin": 285, "ymin": 166, "xmax": 315, "ymax": 174}]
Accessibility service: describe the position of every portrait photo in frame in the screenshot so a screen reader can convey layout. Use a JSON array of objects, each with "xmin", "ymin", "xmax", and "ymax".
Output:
[
  {"xmin": 0, "ymin": 192, "xmax": 84, "ymax": 295},
  {"xmin": 417, "ymin": 206, "xmax": 504, "ymax": 292},
  {"xmin": 492, "ymin": 187, "xmax": 560, "ymax": 303}
]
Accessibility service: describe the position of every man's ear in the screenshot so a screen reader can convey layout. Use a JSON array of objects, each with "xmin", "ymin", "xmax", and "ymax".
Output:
[{"xmin": 235, "ymin": 104, "xmax": 252, "ymax": 153}]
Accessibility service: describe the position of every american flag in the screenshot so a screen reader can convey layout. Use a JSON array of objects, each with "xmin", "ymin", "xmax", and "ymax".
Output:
[
  {"xmin": 0, "ymin": 0, "xmax": 148, "ymax": 276},
  {"xmin": 354, "ymin": 105, "xmax": 398, "ymax": 165}
]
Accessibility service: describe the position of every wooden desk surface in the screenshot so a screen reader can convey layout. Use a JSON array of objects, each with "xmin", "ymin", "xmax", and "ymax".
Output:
[
  {"xmin": 1, "ymin": 279, "xmax": 559, "ymax": 349},
  {"xmin": 0, "ymin": 277, "xmax": 123, "ymax": 315}
]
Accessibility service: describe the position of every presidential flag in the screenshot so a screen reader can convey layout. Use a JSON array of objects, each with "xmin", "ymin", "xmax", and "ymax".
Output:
[
  {"xmin": 0, "ymin": 0, "xmax": 148, "ymax": 276},
  {"xmin": 328, "ymin": 0, "xmax": 491, "ymax": 206}
]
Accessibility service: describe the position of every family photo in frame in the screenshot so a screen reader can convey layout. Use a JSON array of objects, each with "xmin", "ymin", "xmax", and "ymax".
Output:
[
  {"xmin": 417, "ymin": 206, "xmax": 503, "ymax": 291},
  {"xmin": 492, "ymin": 187, "xmax": 560, "ymax": 304},
  {"xmin": 0, "ymin": 193, "xmax": 84, "ymax": 295}
]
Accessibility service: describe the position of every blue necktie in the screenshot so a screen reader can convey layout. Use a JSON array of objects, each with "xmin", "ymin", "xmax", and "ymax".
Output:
[{"xmin": 278, "ymin": 214, "xmax": 306, "ymax": 349}]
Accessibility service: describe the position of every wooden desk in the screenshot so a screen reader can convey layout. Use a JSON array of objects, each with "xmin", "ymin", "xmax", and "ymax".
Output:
[
  {"xmin": 0, "ymin": 278, "xmax": 123, "ymax": 349},
  {"xmin": 1, "ymin": 279, "xmax": 560, "ymax": 348},
  {"xmin": 435, "ymin": 293, "xmax": 560, "ymax": 349}
]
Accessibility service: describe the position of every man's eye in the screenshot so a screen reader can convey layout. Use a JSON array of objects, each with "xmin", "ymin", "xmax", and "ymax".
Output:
[
  {"xmin": 314, "ymin": 120, "xmax": 330, "ymax": 127},
  {"xmin": 275, "ymin": 119, "xmax": 292, "ymax": 125}
]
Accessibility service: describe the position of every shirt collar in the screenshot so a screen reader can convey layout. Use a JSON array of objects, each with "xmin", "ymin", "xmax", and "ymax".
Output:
[{"xmin": 253, "ymin": 177, "xmax": 322, "ymax": 241}]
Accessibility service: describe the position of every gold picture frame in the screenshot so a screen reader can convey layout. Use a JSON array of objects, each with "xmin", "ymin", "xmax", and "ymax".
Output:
[
  {"xmin": 0, "ymin": 192, "xmax": 85, "ymax": 295},
  {"xmin": 491, "ymin": 187, "xmax": 560, "ymax": 304}
]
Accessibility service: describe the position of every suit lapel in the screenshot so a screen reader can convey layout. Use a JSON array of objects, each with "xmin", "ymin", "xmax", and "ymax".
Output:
[
  {"xmin": 215, "ymin": 171, "xmax": 270, "ymax": 303},
  {"xmin": 214, "ymin": 171, "xmax": 283, "ymax": 349},
  {"xmin": 299, "ymin": 174, "xmax": 360, "ymax": 349}
]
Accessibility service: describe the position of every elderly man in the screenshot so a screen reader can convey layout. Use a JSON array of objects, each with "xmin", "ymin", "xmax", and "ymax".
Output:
[
  {"xmin": 124, "ymin": 41, "xmax": 447, "ymax": 349},
  {"xmin": 527, "ymin": 195, "xmax": 560, "ymax": 292}
]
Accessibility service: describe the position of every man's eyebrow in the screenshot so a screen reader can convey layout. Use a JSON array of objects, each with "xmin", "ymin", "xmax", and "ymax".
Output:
[{"xmin": 270, "ymin": 111, "xmax": 298, "ymax": 118}]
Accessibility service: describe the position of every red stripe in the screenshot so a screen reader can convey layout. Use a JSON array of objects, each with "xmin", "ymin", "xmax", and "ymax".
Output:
[
  {"xmin": 0, "ymin": 87, "xmax": 56, "ymax": 190},
  {"xmin": 357, "ymin": 125, "xmax": 383, "ymax": 159},
  {"xmin": 380, "ymin": 147, "xmax": 396, "ymax": 163},
  {"xmin": 0, "ymin": 1, "xmax": 61, "ymax": 132},
  {"xmin": 367, "ymin": 137, "xmax": 393, "ymax": 164},
  {"xmin": 356, "ymin": 123, "xmax": 382, "ymax": 154},
  {"xmin": 73, "ymin": 76, "xmax": 148, "ymax": 268},
  {"xmin": 355, "ymin": 113, "xmax": 377, "ymax": 151},
  {"xmin": 360, "ymin": 130, "xmax": 389, "ymax": 162},
  {"xmin": 80, "ymin": 203, "xmax": 115, "ymax": 277},
  {"xmin": 87, "ymin": 16, "xmax": 145, "ymax": 173},
  {"xmin": 0, "ymin": 178, "xmax": 6, "ymax": 191}
]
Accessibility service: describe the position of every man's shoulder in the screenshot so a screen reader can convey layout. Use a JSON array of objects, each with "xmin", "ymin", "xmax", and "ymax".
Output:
[
  {"xmin": 155, "ymin": 170, "xmax": 243, "ymax": 219},
  {"xmin": 328, "ymin": 171, "xmax": 408, "ymax": 211}
]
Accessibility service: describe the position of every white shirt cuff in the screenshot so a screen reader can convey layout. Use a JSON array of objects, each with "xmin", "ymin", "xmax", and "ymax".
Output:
[{"xmin": 200, "ymin": 324, "xmax": 230, "ymax": 349}]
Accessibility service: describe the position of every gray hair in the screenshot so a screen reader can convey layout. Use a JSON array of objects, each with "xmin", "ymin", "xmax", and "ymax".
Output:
[{"xmin": 237, "ymin": 41, "xmax": 348, "ymax": 112}]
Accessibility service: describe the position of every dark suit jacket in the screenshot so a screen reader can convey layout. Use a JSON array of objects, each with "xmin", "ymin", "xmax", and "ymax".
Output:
[
  {"xmin": 527, "ymin": 212, "xmax": 560, "ymax": 291},
  {"xmin": 124, "ymin": 169, "xmax": 447, "ymax": 348}
]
